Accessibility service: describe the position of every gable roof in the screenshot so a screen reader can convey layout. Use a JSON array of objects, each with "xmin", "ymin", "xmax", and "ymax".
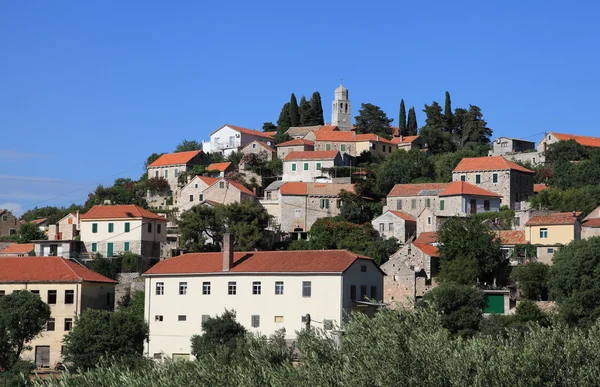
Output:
[
  {"xmin": 414, "ymin": 232, "xmax": 438, "ymax": 245},
  {"xmin": 277, "ymin": 138, "xmax": 315, "ymax": 147},
  {"xmin": 414, "ymin": 243, "xmax": 439, "ymax": 257},
  {"xmin": 387, "ymin": 210, "xmax": 417, "ymax": 222},
  {"xmin": 226, "ymin": 180, "xmax": 255, "ymax": 196},
  {"xmin": 144, "ymin": 249, "xmax": 383, "ymax": 275},
  {"xmin": 285, "ymin": 125, "xmax": 328, "ymax": 138},
  {"xmin": 495, "ymin": 230, "xmax": 526, "ymax": 245},
  {"xmin": 80, "ymin": 205, "xmax": 167, "ymax": 221},
  {"xmin": 0, "ymin": 243, "xmax": 34, "ymax": 254},
  {"xmin": 0, "ymin": 257, "xmax": 117, "ymax": 283},
  {"xmin": 525, "ymin": 212, "xmax": 582, "ymax": 226},
  {"xmin": 242, "ymin": 140, "xmax": 275, "ymax": 153},
  {"xmin": 388, "ymin": 183, "xmax": 450, "ymax": 197},
  {"xmin": 314, "ymin": 130, "xmax": 395, "ymax": 144},
  {"xmin": 582, "ymin": 218, "xmax": 600, "ymax": 228},
  {"xmin": 390, "ymin": 135, "xmax": 420, "ymax": 145},
  {"xmin": 284, "ymin": 150, "xmax": 339, "ymax": 161},
  {"xmin": 30, "ymin": 218, "xmax": 48, "ymax": 225},
  {"xmin": 149, "ymin": 151, "xmax": 201, "ymax": 167},
  {"xmin": 207, "ymin": 162, "xmax": 232, "ymax": 172},
  {"xmin": 280, "ymin": 182, "xmax": 354, "ymax": 196},
  {"xmin": 534, "ymin": 184, "xmax": 548, "ymax": 193},
  {"xmin": 212, "ymin": 124, "xmax": 276, "ymax": 139},
  {"xmin": 197, "ymin": 176, "xmax": 220, "ymax": 186},
  {"xmin": 453, "ymin": 156, "xmax": 533, "ymax": 173},
  {"xmin": 438, "ymin": 181, "xmax": 502, "ymax": 198},
  {"xmin": 550, "ymin": 132, "xmax": 600, "ymax": 148}
]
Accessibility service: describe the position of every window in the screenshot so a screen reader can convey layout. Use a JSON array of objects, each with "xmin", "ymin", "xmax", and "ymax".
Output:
[
  {"xmin": 64, "ymin": 318, "xmax": 73, "ymax": 331},
  {"xmin": 106, "ymin": 293, "xmax": 112, "ymax": 307},
  {"xmin": 295, "ymin": 209, "xmax": 301, "ymax": 218},
  {"xmin": 65, "ymin": 290, "xmax": 74, "ymax": 304},
  {"xmin": 320, "ymin": 199, "xmax": 330, "ymax": 209},
  {"xmin": 92, "ymin": 223, "xmax": 98, "ymax": 233},
  {"xmin": 379, "ymin": 223, "xmax": 384, "ymax": 232},
  {"xmin": 396, "ymin": 200, "xmax": 402, "ymax": 210},
  {"xmin": 440, "ymin": 200, "xmax": 445, "ymax": 211},
  {"xmin": 548, "ymin": 248, "xmax": 555, "ymax": 254},
  {"xmin": 291, "ymin": 163, "xmax": 297, "ymax": 171},
  {"xmin": 124, "ymin": 242, "xmax": 130, "ymax": 251},
  {"xmin": 460, "ymin": 175, "xmax": 466, "ymax": 182},
  {"xmin": 302, "ymin": 281, "xmax": 312, "ymax": 298},
  {"xmin": 427, "ymin": 217, "xmax": 432, "ymax": 225},
  {"xmin": 484, "ymin": 200, "xmax": 490, "ymax": 210},
  {"xmin": 47, "ymin": 290, "xmax": 57, "ymax": 304},
  {"xmin": 350, "ymin": 285, "xmax": 356, "ymax": 300},
  {"xmin": 153, "ymin": 353, "xmax": 162, "ymax": 360},
  {"xmin": 201, "ymin": 315, "xmax": 210, "ymax": 326},
  {"xmin": 179, "ymin": 282, "xmax": 187, "ymax": 295},
  {"xmin": 540, "ymin": 228, "xmax": 548, "ymax": 238},
  {"xmin": 252, "ymin": 143, "xmax": 256, "ymax": 148},
  {"xmin": 157, "ymin": 224, "xmax": 162, "ymax": 234},
  {"xmin": 389, "ymin": 223, "xmax": 394, "ymax": 232},
  {"xmin": 156, "ymin": 282, "xmax": 164, "ymax": 295},
  {"xmin": 0, "ymin": 290, "xmax": 4, "ymax": 297},
  {"xmin": 360, "ymin": 285, "xmax": 367, "ymax": 300},
  {"xmin": 31, "ymin": 290, "xmax": 39, "ymax": 296},
  {"xmin": 514, "ymin": 217, "xmax": 521, "ymax": 227},
  {"xmin": 203, "ymin": 282, "xmax": 211, "ymax": 295},
  {"xmin": 251, "ymin": 315, "xmax": 260, "ymax": 328},
  {"xmin": 155, "ymin": 170, "xmax": 159, "ymax": 178},
  {"xmin": 303, "ymin": 163, "xmax": 309, "ymax": 171},
  {"xmin": 124, "ymin": 222, "xmax": 130, "ymax": 232},
  {"xmin": 326, "ymin": 144, "xmax": 331, "ymax": 151},
  {"xmin": 46, "ymin": 318, "xmax": 55, "ymax": 331},
  {"xmin": 370, "ymin": 286, "xmax": 377, "ymax": 299},
  {"xmin": 475, "ymin": 174, "xmax": 481, "ymax": 184},
  {"xmin": 316, "ymin": 162, "xmax": 322, "ymax": 170},
  {"xmin": 411, "ymin": 199, "xmax": 416, "ymax": 209},
  {"xmin": 253, "ymin": 281, "xmax": 262, "ymax": 295},
  {"xmin": 107, "ymin": 242, "xmax": 114, "ymax": 257},
  {"xmin": 164, "ymin": 170, "xmax": 168, "ymax": 179},
  {"xmin": 275, "ymin": 281, "xmax": 284, "ymax": 295},
  {"xmin": 174, "ymin": 168, "xmax": 179, "ymax": 177},
  {"xmin": 199, "ymin": 194, "xmax": 203, "ymax": 201},
  {"xmin": 426, "ymin": 198, "xmax": 431, "ymax": 208},
  {"xmin": 108, "ymin": 223, "xmax": 114, "ymax": 233},
  {"xmin": 91, "ymin": 243, "xmax": 97, "ymax": 252},
  {"xmin": 492, "ymin": 173, "xmax": 498, "ymax": 183},
  {"xmin": 219, "ymin": 181, "xmax": 225, "ymax": 189},
  {"xmin": 189, "ymin": 195, "xmax": 194, "ymax": 202},
  {"xmin": 324, "ymin": 319, "xmax": 333, "ymax": 330},
  {"xmin": 155, "ymin": 315, "xmax": 163, "ymax": 322},
  {"xmin": 147, "ymin": 223, "xmax": 152, "ymax": 233},
  {"xmin": 274, "ymin": 316, "xmax": 284, "ymax": 323},
  {"xmin": 341, "ymin": 144, "xmax": 346, "ymax": 152},
  {"xmin": 228, "ymin": 281, "xmax": 237, "ymax": 295},
  {"xmin": 178, "ymin": 315, "xmax": 187, "ymax": 322},
  {"xmin": 360, "ymin": 265, "xmax": 367, "ymax": 272}
]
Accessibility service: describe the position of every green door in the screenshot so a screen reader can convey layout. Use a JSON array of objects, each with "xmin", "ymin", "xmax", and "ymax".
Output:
[
  {"xmin": 107, "ymin": 243, "xmax": 114, "ymax": 257},
  {"xmin": 485, "ymin": 295, "xmax": 505, "ymax": 314}
]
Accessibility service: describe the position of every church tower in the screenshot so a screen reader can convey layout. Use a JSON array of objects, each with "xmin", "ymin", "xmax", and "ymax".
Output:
[{"xmin": 331, "ymin": 83, "xmax": 352, "ymax": 131}]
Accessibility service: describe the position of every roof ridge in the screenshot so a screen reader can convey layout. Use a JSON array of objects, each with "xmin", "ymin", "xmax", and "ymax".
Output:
[{"xmin": 61, "ymin": 258, "xmax": 84, "ymax": 282}]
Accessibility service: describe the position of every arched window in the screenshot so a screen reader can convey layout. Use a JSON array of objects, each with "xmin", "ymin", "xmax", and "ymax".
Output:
[{"xmin": 345, "ymin": 103, "xmax": 348, "ymax": 113}]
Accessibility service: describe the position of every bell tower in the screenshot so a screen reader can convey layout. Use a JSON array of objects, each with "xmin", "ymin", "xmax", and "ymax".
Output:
[{"xmin": 331, "ymin": 83, "xmax": 351, "ymax": 131}]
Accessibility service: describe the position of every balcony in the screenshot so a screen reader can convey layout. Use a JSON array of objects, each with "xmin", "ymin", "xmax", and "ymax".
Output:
[{"xmin": 212, "ymin": 140, "xmax": 241, "ymax": 150}]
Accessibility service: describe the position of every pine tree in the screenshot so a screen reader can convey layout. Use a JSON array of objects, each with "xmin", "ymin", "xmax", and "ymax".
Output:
[
  {"xmin": 277, "ymin": 102, "xmax": 291, "ymax": 133},
  {"xmin": 444, "ymin": 91, "xmax": 454, "ymax": 133},
  {"xmin": 309, "ymin": 91, "xmax": 325, "ymax": 125},
  {"xmin": 399, "ymin": 99, "xmax": 407, "ymax": 136},
  {"xmin": 288, "ymin": 93, "xmax": 300, "ymax": 127},
  {"xmin": 354, "ymin": 103, "xmax": 394, "ymax": 139},
  {"xmin": 407, "ymin": 107, "xmax": 418, "ymax": 135}
]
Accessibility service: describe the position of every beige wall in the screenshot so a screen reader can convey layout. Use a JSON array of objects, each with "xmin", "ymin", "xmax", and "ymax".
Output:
[
  {"xmin": 280, "ymin": 195, "xmax": 342, "ymax": 233},
  {"xmin": 582, "ymin": 227, "xmax": 600, "ymax": 239},
  {"xmin": 81, "ymin": 218, "xmax": 166, "ymax": 257},
  {"xmin": 202, "ymin": 180, "xmax": 256, "ymax": 205},
  {"xmin": 371, "ymin": 212, "xmax": 416, "ymax": 243},
  {"xmin": 178, "ymin": 177, "xmax": 214, "ymax": 215},
  {"xmin": 452, "ymin": 170, "xmax": 533, "ymax": 208},
  {"xmin": 525, "ymin": 224, "xmax": 576, "ymax": 245},
  {"xmin": 282, "ymin": 158, "xmax": 338, "ymax": 182},
  {"xmin": 277, "ymin": 144, "xmax": 312, "ymax": 159}
]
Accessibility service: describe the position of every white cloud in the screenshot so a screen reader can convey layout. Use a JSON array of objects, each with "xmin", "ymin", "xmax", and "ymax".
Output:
[
  {"xmin": 0, "ymin": 150, "xmax": 50, "ymax": 162},
  {"xmin": 0, "ymin": 202, "xmax": 24, "ymax": 217}
]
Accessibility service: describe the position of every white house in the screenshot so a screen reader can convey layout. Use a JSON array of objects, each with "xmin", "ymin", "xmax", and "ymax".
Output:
[
  {"xmin": 143, "ymin": 236, "xmax": 384, "ymax": 361},
  {"xmin": 202, "ymin": 124, "xmax": 276, "ymax": 156},
  {"xmin": 80, "ymin": 205, "xmax": 167, "ymax": 259},
  {"xmin": 282, "ymin": 150, "xmax": 344, "ymax": 183}
]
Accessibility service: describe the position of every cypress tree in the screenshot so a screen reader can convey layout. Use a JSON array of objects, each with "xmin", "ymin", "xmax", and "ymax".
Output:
[
  {"xmin": 299, "ymin": 96, "xmax": 312, "ymax": 126},
  {"xmin": 399, "ymin": 99, "xmax": 407, "ymax": 136},
  {"xmin": 444, "ymin": 91, "xmax": 454, "ymax": 133},
  {"xmin": 277, "ymin": 102, "xmax": 291, "ymax": 133},
  {"xmin": 407, "ymin": 107, "xmax": 418, "ymax": 135},
  {"xmin": 309, "ymin": 91, "xmax": 325, "ymax": 125},
  {"xmin": 288, "ymin": 93, "xmax": 300, "ymax": 127}
]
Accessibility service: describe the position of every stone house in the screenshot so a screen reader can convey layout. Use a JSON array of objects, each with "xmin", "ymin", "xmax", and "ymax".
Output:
[
  {"xmin": 29, "ymin": 218, "xmax": 50, "ymax": 233},
  {"xmin": 582, "ymin": 205, "xmax": 600, "ymax": 239},
  {"xmin": 313, "ymin": 130, "xmax": 396, "ymax": 159},
  {"xmin": 201, "ymin": 178, "xmax": 257, "ymax": 206},
  {"xmin": 201, "ymin": 124, "xmax": 276, "ymax": 156},
  {"xmin": 0, "ymin": 243, "xmax": 35, "ymax": 257},
  {"xmin": 0, "ymin": 257, "xmax": 116, "ymax": 369},
  {"xmin": 240, "ymin": 140, "xmax": 276, "ymax": 163},
  {"xmin": 178, "ymin": 176, "xmax": 219, "ymax": 215},
  {"xmin": 80, "ymin": 205, "xmax": 167, "ymax": 259},
  {"xmin": 391, "ymin": 135, "xmax": 423, "ymax": 151},
  {"xmin": 489, "ymin": 137, "xmax": 536, "ymax": 156},
  {"xmin": 537, "ymin": 132, "xmax": 600, "ymax": 153},
  {"xmin": 452, "ymin": 156, "xmax": 534, "ymax": 209},
  {"xmin": 524, "ymin": 212, "xmax": 582, "ymax": 264},
  {"xmin": 386, "ymin": 183, "xmax": 449, "ymax": 219},
  {"xmin": 34, "ymin": 213, "xmax": 83, "ymax": 258},
  {"xmin": 282, "ymin": 151, "xmax": 344, "ymax": 183},
  {"xmin": 495, "ymin": 230, "xmax": 528, "ymax": 264},
  {"xmin": 239, "ymin": 141, "xmax": 277, "ymax": 192},
  {"xmin": 206, "ymin": 162, "xmax": 233, "ymax": 177},
  {"xmin": 371, "ymin": 210, "xmax": 416, "ymax": 244},
  {"xmin": 0, "ymin": 210, "xmax": 19, "ymax": 237},
  {"xmin": 276, "ymin": 138, "xmax": 315, "ymax": 159}
]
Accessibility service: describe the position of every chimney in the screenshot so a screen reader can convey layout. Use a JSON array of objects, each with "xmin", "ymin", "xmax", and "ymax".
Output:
[{"xmin": 222, "ymin": 233, "xmax": 234, "ymax": 272}]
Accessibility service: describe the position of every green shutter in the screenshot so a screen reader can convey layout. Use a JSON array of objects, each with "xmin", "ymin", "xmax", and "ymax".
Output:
[
  {"xmin": 125, "ymin": 222, "xmax": 130, "ymax": 232},
  {"xmin": 124, "ymin": 242, "xmax": 130, "ymax": 251},
  {"xmin": 476, "ymin": 175, "xmax": 481, "ymax": 184},
  {"xmin": 440, "ymin": 200, "xmax": 445, "ymax": 210},
  {"xmin": 485, "ymin": 295, "xmax": 505, "ymax": 314},
  {"xmin": 107, "ymin": 243, "xmax": 114, "ymax": 257},
  {"xmin": 108, "ymin": 223, "xmax": 114, "ymax": 233},
  {"xmin": 92, "ymin": 223, "xmax": 98, "ymax": 233},
  {"xmin": 493, "ymin": 173, "xmax": 498, "ymax": 183},
  {"xmin": 91, "ymin": 243, "xmax": 97, "ymax": 252},
  {"xmin": 461, "ymin": 175, "xmax": 466, "ymax": 182},
  {"xmin": 341, "ymin": 144, "xmax": 346, "ymax": 152},
  {"xmin": 316, "ymin": 162, "xmax": 321, "ymax": 170},
  {"xmin": 326, "ymin": 144, "xmax": 331, "ymax": 151},
  {"xmin": 396, "ymin": 200, "xmax": 402, "ymax": 210},
  {"xmin": 292, "ymin": 164, "xmax": 297, "ymax": 171},
  {"xmin": 411, "ymin": 199, "xmax": 416, "ymax": 209},
  {"xmin": 426, "ymin": 199, "xmax": 431, "ymax": 207},
  {"xmin": 304, "ymin": 163, "xmax": 309, "ymax": 171}
]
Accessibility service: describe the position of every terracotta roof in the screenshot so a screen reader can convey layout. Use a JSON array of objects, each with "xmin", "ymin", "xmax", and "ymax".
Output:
[
  {"xmin": 0, "ymin": 257, "xmax": 117, "ymax": 283},
  {"xmin": 0, "ymin": 243, "xmax": 34, "ymax": 254},
  {"xmin": 388, "ymin": 210, "xmax": 416, "ymax": 222},
  {"xmin": 534, "ymin": 184, "xmax": 548, "ymax": 193},
  {"xmin": 215, "ymin": 124, "xmax": 275, "ymax": 139},
  {"xmin": 495, "ymin": 230, "xmax": 526, "ymax": 245},
  {"xmin": 525, "ymin": 212, "xmax": 582, "ymax": 226},
  {"xmin": 438, "ymin": 181, "xmax": 501, "ymax": 197},
  {"xmin": 149, "ymin": 151, "xmax": 201, "ymax": 167},
  {"xmin": 144, "ymin": 250, "xmax": 382, "ymax": 275},
  {"xmin": 225, "ymin": 180, "xmax": 255, "ymax": 196},
  {"xmin": 582, "ymin": 218, "xmax": 600, "ymax": 228},
  {"xmin": 197, "ymin": 176, "xmax": 220, "ymax": 186},
  {"xmin": 244, "ymin": 141, "xmax": 275, "ymax": 153},
  {"xmin": 314, "ymin": 130, "xmax": 395, "ymax": 144},
  {"xmin": 453, "ymin": 156, "xmax": 534, "ymax": 173},
  {"xmin": 30, "ymin": 218, "xmax": 47, "ymax": 225},
  {"xmin": 388, "ymin": 183, "xmax": 450, "ymax": 197},
  {"xmin": 414, "ymin": 232, "xmax": 438, "ymax": 245},
  {"xmin": 284, "ymin": 150, "xmax": 339, "ymax": 161},
  {"xmin": 80, "ymin": 205, "xmax": 167, "ymax": 221},
  {"xmin": 207, "ymin": 162, "xmax": 232, "ymax": 172},
  {"xmin": 277, "ymin": 138, "xmax": 315, "ymax": 147},
  {"xmin": 414, "ymin": 243, "xmax": 439, "ymax": 257},
  {"xmin": 280, "ymin": 182, "xmax": 355, "ymax": 196},
  {"xmin": 551, "ymin": 132, "xmax": 600, "ymax": 148},
  {"xmin": 390, "ymin": 135, "xmax": 420, "ymax": 145}
]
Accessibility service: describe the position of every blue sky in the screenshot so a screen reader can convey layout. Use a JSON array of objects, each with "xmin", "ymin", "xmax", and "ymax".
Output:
[{"xmin": 1, "ymin": 1, "xmax": 598, "ymax": 215}]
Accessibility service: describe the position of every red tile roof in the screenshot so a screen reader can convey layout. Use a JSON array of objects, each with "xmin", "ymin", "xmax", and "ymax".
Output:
[
  {"xmin": 525, "ymin": 212, "xmax": 582, "ymax": 226},
  {"xmin": 387, "ymin": 183, "xmax": 450, "ymax": 197},
  {"xmin": 217, "ymin": 124, "xmax": 276, "ymax": 139},
  {"xmin": 438, "ymin": 181, "xmax": 501, "ymax": 197},
  {"xmin": 414, "ymin": 243, "xmax": 439, "ymax": 257},
  {"xmin": 280, "ymin": 182, "xmax": 354, "ymax": 196},
  {"xmin": 314, "ymin": 130, "xmax": 395, "ymax": 144},
  {"xmin": 534, "ymin": 184, "xmax": 548, "ymax": 193},
  {"xmin": 30, "ymin": 218, "xmax": 47, "ymax": 225},
  {"xmin": 582, "ymin": 218, "xmax": 600, "ymax": 228},
  {"xmin": 250, "ymin": 141, "xmax": 276, "ymax": 153},
  {"xmin": 495, "ymin": 230, "xmax": 526, "ymax": 245},
  {"xmin": 197, "ymin": 176, "xmax": 219, "ymax": 186},
  {"xmin": 453, "ymin": 156, "xmax": 534, "ymax": 173},
  {"xmin": 0, "ymin": 243, "xmax": 34, "ymax": 254},
  {"xmin": 284, "ymin": 150, "xmax": 339, "ymax": 161},
  {"xmin": 225, "ymin": 180, "xmax": 255, "ymax": 196},
  {"xmin": 277, "ymin": 138, "xmax": 315, "ymax": 147},
  {"xmin": 149, "ymin": 151, "xmax": 201, "ymax": 167},
  {"xmin": 80, "ymin": 205, "xmax": 167, "ymax": 221},
  {"xmin": 207, "ymin": 162, "xmax": 232, "ymax": 172},
  {"xmin": 388, "ymin": 210, "xmax": 416, "ymax": 222},
  {"xmin": 551, "ymin": 132, "xmax": 600, "ymax": 148},
  {"xmin": 0, "ymin": 257, "xmax": 117, "ymax": 283},
  {"xmin": 144, "ymin": 250, "xmax": 382, "ymax": 275},
  {"xmin": 390, "ymin": 135, "xmax": 420, "ymax": 145},
  {"xmin": 414, "ymin": 232, "xmax": 438, "ymax": 245}
]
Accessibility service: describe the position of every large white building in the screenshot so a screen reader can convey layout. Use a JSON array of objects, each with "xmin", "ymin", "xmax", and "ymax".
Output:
[{"xmin": 143, "ymin": 236, "xmax": 384, "ymax": 361}]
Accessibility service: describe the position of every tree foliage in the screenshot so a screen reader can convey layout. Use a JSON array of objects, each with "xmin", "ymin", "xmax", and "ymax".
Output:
[
  {"xmin": 288, "ymin": 93, "xmax": 300, "ymax": 128},
  {"xmin": 174, "ymin": 140, "xmax": 202, "ymax": 153},
  {"xmin": 375, "ymin": 149, "xmax": 435, "ymax": 195},
  {"xmin": 512, "ymin": 262, "xmax": 550, "ymax": 300},
  {"xmin": 190, "ymin": 310, "xmax": 246, "ymax": 362},
  {"xmin": 406, "ymin": 107, "xmax": 418, "ymax": 135},
  {"xmin": 354, "ymin": 103, "xmax": 394, "ymax": 139},
  {"xmin": 17, "ymin": 222, "xmax": 46, "ymax": 243},
  {"xmin": 118, "ymin": 291, "xmax": 145, "ymax": 320},
  {"xmin": 277, "ymin": 102, "xmax": 292, "ymax": 133},
  {"xmin": 398, "ymin": 99, "xmax": 407, "ymax": 136},
  {"xmin": 529, "ymin": 185, "xmax": 600, "ymax": 217},
  {"xmin": 20, "ymin": 205, "xmax": 82, "ymax": 225},
  {"xmin": 85, "ymin": 255, "xmax": 120, "ymax": 280}
]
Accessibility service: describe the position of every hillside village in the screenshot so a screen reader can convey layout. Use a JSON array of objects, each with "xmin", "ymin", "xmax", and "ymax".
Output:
[{"xmin": 2, "ymin": 84, "xmax": 600, "ymax": 372}]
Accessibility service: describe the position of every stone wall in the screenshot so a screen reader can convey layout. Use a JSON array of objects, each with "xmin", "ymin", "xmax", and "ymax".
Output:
[
  {"xmin": 452, "ymin": 170, "xmax": 533, "ymax": 208},
  {"xmin": 0, "ymin": 211, "xmax": 18, "ymax": 237},
  {"xmin": 582, "ymin": 227, "xmax": 600, "ymax": 239}
]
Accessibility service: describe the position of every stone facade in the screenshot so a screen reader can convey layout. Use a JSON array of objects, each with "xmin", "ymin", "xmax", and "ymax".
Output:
[
  {"xmin": 489, "ymin": 137, "xmax": 536, "ymax": 156},
  {"xmin": 331, "ymin": 84, "xmax": 352, "ymax": 131},
  {"xmin": 201, "ymin": 178, "xmax": 257, "ymax": 206},
  {"xmin": 452, "ymin": 169, "xmax": 534, "ymax": 208},
  {"xmin": 177, "ymin": 176, "xmax": 219, "ymax": 215},
  {"xmin": 277, "ymin": 142, "xmax": 314, "ymax": 160},
  {"xmin": 282, "ymin": 152, "xmax": 344, "ymax": 183},
  {"xmin": 371, "ymin": 211, "xmax": 417, "ymax": 244},
  {"xmin": 0, "ymin": 210, "xmax": 19, "ymax": 237}
]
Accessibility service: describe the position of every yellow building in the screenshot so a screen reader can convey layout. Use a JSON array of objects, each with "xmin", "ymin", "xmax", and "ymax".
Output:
[
  {"xmin": 0, "ymin": 257, "xmax": 117, "ymax": 369},
  {"xmin": 524, "ymin": 212, "xmax": 582, "ymax": 264}
]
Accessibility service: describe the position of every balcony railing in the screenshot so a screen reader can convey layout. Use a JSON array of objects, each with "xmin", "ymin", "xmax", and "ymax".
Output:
[{"xmin": 212, "ymin": 141, "xmax": 241, "ymax": 150}]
